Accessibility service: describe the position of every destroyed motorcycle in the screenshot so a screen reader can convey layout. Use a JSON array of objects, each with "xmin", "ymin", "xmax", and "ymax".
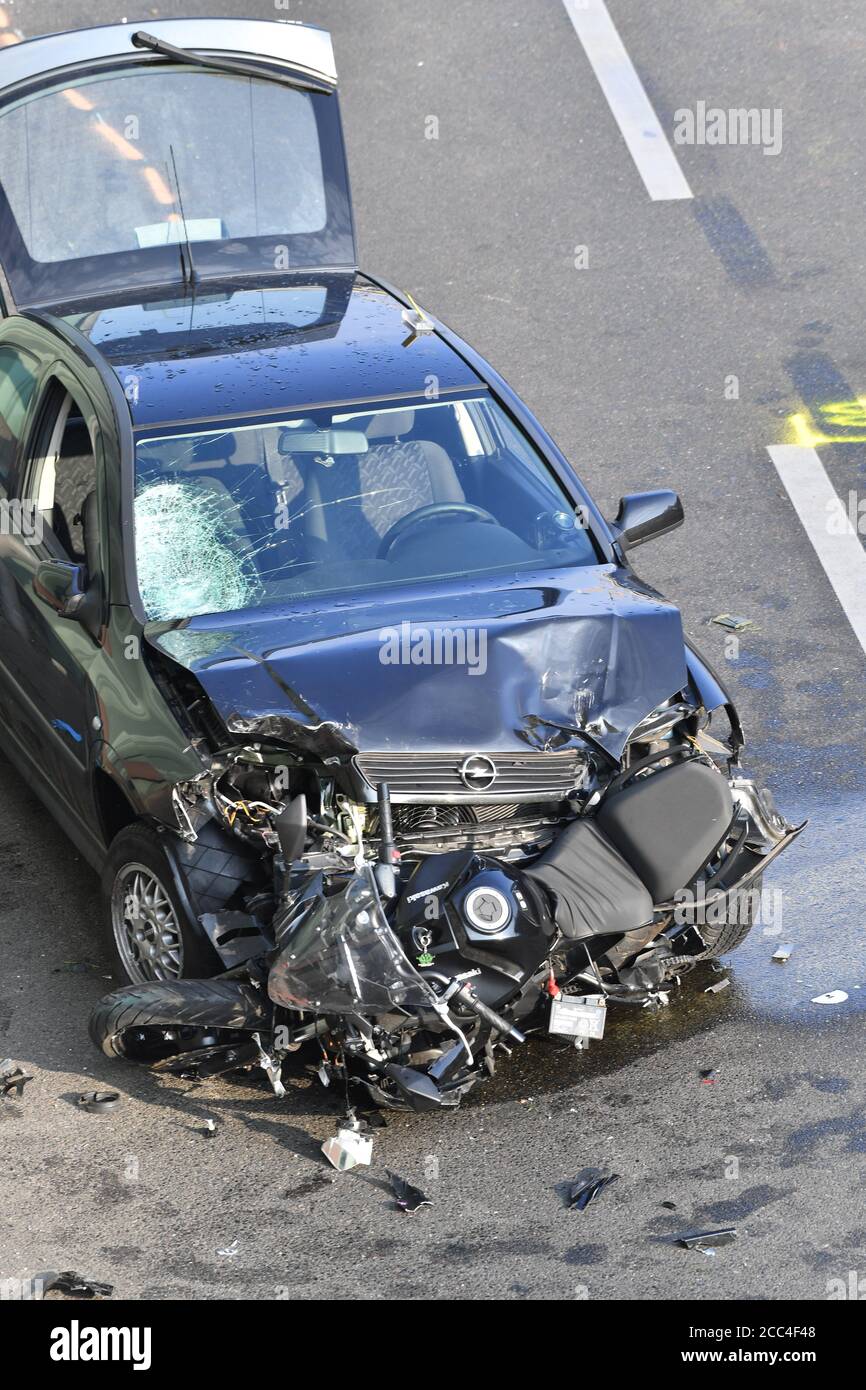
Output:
[{"xmin": 90, "ymin": 742, "xmax": 802, "ymax": 1113}]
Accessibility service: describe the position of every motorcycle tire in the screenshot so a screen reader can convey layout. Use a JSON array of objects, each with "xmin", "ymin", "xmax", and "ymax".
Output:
[
  {"xmin": 89, "ymin": 979, "xmax": 270, "ymax": 1063},
  {"xmin": 697, "ymin": 874, "xmax": 763, "ymax": 955}
]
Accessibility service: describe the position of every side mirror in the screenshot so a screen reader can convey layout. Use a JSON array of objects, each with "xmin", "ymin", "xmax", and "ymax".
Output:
[
  {"xmin": 33, "ymin": 559, "xmax": 88, "ymax": 619},
  {"xmin": 611, "ymin": 490, "xmax": 684, "ymax": 550}
]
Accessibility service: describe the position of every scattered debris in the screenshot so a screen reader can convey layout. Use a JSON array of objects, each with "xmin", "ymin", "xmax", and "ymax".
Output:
[
  {"xmin": 676, "ymin": 1227, "xmax": 738, "ymax": 1251},
  {"xmin": 704, "ymin": 978, "xmax": 730, "ymax": 994},
  {"xmin": 40, "ymin": 1271, "xmax": 114, "ymax": 1300},
  {"xmin": 386, "ymin": 1170, "xmax": 433, "ymax": 1214},
  {"xmin": 77, "ymin": 1091, "xmax": 121, "ymax": 1114},
  {"xmin": 565, "ymin": 1168, "xmax": 620, "ymax": 1211},
  {"xmin": 661, "ymin": 1200, "xmax": 678, "ymax": 1210},
  {"xmin": 811, "ymin": 990, "xmax": 848, "ymax": 1005},
  {"xmin": 321, "ymin": 1114, "xmax": 373, "ymax": 1171},
  {"xmin": 699, "ymin": 1068, "xmax": 717, "ymax": 1085},
  {"xmin": 216, "ymin": 1240, "xmax": 239, "ymax": 1260},
  {"xmin": 51, "ymin": 961, "xmax": 101, "ymax": 975},
  {"xmin": 401, "ymin": 292, "xmax": 435, "ymax": 344},
  {"xmin": 201, "ymin": 1119, "xmax": 218, "ymax": 1137},
  {"xmin": 1, "ymin": 1066, "xmax": 33, "ymax": 1098},
  {"xmin": 711, "ymin": 614, "xmax": 755, "ymax": 632},
  {"xmin": 772, "ymin": 943, "xmax": 793, "ymax": 963}
]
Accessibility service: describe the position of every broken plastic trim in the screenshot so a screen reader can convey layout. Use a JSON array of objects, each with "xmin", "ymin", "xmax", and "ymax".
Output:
[
  {"xmin": 386, "ymin": 1169, "xmax": 432, "ymax": 1213},
  {"xmin": 676, "ymin": 1227, "xmax": 737, "ymax": 1250},
  {"xmin": 565, "ymin": 1168, "xmax": 619, "ymax": 1211}
]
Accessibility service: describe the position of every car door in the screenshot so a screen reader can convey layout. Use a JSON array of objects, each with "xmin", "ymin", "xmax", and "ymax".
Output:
[
  {"xmin": 0, "ymin": 19, "xmax": 354, "ymax": 315},
  {"xmin": 0, "ymin": 335, "xmax": 41, "ymax": 740},
  {"xmin": 0, "ymin": 359, "xmax": 106, "ymax": 834}
]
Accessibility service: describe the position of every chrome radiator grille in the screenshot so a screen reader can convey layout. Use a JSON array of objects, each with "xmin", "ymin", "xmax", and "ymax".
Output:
[{"xmin": 354, "ymin": 750, "xmax": 586, "ymax": 803}]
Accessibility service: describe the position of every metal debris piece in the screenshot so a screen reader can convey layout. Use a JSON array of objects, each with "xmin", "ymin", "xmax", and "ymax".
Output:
[
  {"xmin": 676, "ymin": 1227, "xmax": 737, "ymax": 1251},
  {"xmin": 216, "ymin": 1240, "xmax": 239, "ymax": 1260},
  {"xmin": 1, "ymin": 1067, "xmax": 33, "ymax": 1098},
  {"xmin": 41, "ymin": 1271, "xmax": 114, "ymax": 1299},
  {"xmin": 77, "ymin": 1091, "xmax": 121, "ymax": 1114},
  {"xmin": 772, "ymin": 943, "xmax": 793, "ymax": 962},
  {"xmin": 321, "ymin": 1116, "xmax": 373, "ymax": 1171},
  {"xmin": 704, "ymin": 978, "xmax": 730, "ymax": 994},
  {"xmin": 811, "ymin": 990, "xmax": 848, "ymax": 1005},
  {"xmin": 565, "ymin": 1167, "xmax": 619, "ymax": 1211},
  {"xmin": 711, "ymin": 614, "xmax": 755, "ymax": 631},
  {"xmin": 386, "ymin": 1169, "xmax": 433, "ymax": 1214},
  {"xmin": 699, "ymin": 1068, "xmax": 717, "ymax": 1084}
]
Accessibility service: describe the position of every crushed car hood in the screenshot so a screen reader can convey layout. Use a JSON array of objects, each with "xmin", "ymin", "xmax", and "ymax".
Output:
[{"xmin": 146, "ymin": 565, "xmax": 689, "ymax": 763}]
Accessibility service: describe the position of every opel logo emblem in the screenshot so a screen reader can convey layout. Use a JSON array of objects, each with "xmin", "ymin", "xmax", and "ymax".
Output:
[{"xmin": 459, "ymin": 754, "xmax": 497, "ymax": 791}]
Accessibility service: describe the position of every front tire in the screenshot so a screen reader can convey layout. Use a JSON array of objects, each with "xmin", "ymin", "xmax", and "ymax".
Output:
[
  {"xmin": 89, "ymin": 979, "xmax": 270, "ymax": 1063},
  {"xmin": 101, "ymin": 825, "xmax": 221, "ymax": 983}
]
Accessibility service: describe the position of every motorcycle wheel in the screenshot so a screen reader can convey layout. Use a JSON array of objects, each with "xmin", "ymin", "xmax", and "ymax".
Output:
[
  {"xmin": 696, "ymin": 874, "xmax": 763, "ymax": 954},
  {"xmin": 89, "ymin": 979, "xmax": 270, "ymax": 1063}
]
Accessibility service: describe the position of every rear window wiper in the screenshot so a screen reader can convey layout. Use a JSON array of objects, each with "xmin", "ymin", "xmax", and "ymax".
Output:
[{"xmin": 131, "ymin": 31, "xmax": 333, "ymax": 95}]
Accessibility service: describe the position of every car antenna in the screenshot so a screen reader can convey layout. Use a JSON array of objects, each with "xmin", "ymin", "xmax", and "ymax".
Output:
[{"xmin": 167, "ymin": 143, "xmax": 198, "ymax": 297}]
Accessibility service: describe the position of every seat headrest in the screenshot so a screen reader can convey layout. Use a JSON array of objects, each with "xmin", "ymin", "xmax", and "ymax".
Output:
[{"xmin": 365, "ymin": 410, "xmax": 414, "ymax": 440}]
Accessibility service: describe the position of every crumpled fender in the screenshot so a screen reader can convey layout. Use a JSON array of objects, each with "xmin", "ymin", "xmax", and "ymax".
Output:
[{"xmin": 684, "ymin": 640, "xmax": 744, "ymax": 753}]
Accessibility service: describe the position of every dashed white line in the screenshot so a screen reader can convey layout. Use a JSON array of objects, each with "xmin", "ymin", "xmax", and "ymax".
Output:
[
  {"xmin": 562, "ymin": 0, "xmax": 692, "ymax": 201},
  {"xmin": 768, "ymin": 445, "xmax": 866, "ymax": 659}
]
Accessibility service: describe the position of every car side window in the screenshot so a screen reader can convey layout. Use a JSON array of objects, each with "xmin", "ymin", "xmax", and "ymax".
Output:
[
  {"xmin": 0, "ymin": 345, "xmax": 39, "ymax": 495},
  {"xmin": 24, "ymin": 383, "xmax": 98, "ymax": 566}
]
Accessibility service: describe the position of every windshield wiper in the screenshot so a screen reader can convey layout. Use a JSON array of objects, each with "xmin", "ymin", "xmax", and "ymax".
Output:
[{"xmin": 131, "ymin": 31, "xmax": 333, "ymax": 95}]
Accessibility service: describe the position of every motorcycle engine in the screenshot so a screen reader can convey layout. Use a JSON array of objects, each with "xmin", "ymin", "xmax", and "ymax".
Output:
[{"xmin": 395, "ymin": 850, "xmax": 555, "ymax": 1011}]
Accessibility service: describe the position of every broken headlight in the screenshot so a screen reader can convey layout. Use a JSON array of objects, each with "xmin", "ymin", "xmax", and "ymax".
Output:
[{"xmin": 268, "ymin": 866, "xmax": 438, "ymax": 1014}]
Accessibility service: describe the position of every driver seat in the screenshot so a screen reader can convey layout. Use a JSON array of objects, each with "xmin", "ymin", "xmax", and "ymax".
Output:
[{"xmin": 300, "ymin": 410, "xmax": 465, "ymax": 561}]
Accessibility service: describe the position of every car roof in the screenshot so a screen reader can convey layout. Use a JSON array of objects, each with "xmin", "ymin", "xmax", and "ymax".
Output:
[{"xmin": 59, "ymin": 275, "xmax": 484, "ymax": 430}]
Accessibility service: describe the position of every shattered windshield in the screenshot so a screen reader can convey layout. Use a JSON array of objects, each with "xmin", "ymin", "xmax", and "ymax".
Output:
[{"xmin": 133, "ymin": 395, "xmax": 600, "ymax": 621}]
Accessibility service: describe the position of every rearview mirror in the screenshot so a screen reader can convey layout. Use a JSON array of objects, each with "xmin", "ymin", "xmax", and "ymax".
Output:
[
  {"xmin": 33, "ymin": 559, "xmax": 88, "ymax": 619},
  {"xmin": 611, "ymin": 490, "xmax": 684, "ymax": 550}
]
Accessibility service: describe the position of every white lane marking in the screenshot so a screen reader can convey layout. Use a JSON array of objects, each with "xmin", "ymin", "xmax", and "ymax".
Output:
[
  {"xmin": 768, "ymin": 445, "xmax": 866, "ymax": 659},
  {"xmin": 562, "ymin": 0, "xmax": 692, "ymax": 201}
]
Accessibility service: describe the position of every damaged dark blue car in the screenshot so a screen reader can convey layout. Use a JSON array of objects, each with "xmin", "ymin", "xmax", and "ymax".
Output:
[{"xmin": 0, "ymin": 20, "xmax": 801, "ymax": 1110}]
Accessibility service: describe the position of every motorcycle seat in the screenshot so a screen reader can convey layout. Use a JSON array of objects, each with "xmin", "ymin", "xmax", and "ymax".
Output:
[{"xmin": 525, "ymin": 820, "xmax": 654, "ymax": 940}]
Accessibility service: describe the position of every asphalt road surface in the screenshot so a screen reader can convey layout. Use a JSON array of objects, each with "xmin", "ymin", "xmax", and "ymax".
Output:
[{"xmin": 1, "ymin": 0, "xmax": 864, "ymax": 1302}]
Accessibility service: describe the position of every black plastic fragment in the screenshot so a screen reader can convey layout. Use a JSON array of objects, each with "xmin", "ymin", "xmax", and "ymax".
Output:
[
  {"xmin": 661, "ymin": 1200, "xmax": 678, "ymax": 1210},
  {"xmin": 77, "ymin": 1091, "xmax": 121, "ymax": 1114},
  {"xmin": 566, "ymin": 1167, "xmax": 619, "ymax": 1211},
  {"xmin": 42, "ymin": 1270, "xmax": 114, "ymax": 1299},
  {"xmin": 676, "ymin": 1227, "xmax": 737, "ymax": 1250},
  {"xmin": 385, "ymin": 1169, "xmax": 432, "ymax": 1214},
  {"xmin": 700, "ymin": 1068, "xmax": 717, "ymax": 1084}
]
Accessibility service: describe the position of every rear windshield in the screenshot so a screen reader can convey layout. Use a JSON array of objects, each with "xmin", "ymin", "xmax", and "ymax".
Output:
[
  {"xmin": 133, "ymin": 396, "xmax": 600, "ymax": 621},
  {"xmin": 0, "ymin": 65, "xmax": 353, "ymax": 305}
]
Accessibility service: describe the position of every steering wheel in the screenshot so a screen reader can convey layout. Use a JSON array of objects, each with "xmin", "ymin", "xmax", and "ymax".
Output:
[{"xmin": 377, "ymin": 502, "xmax": 498, "ymax": 559}]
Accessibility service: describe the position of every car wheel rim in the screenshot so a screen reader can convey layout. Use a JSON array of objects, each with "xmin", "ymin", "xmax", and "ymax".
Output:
[{"xmin": 112, "ymin": 863, "xmax": 184, "ymax": 982}]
